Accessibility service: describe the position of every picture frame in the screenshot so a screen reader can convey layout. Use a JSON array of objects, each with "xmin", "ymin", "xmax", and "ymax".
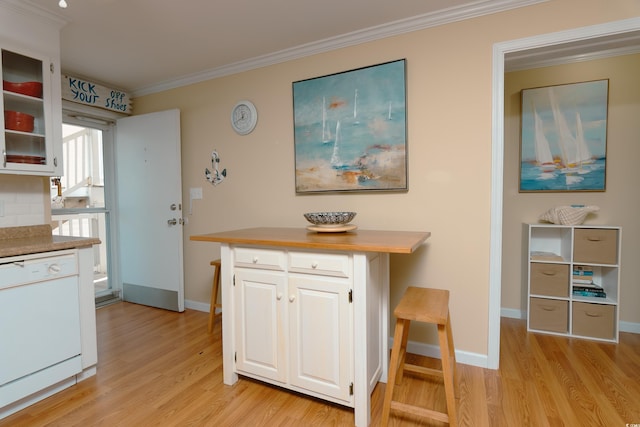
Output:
[
  {"xmin": 519, "ymin": 79, "xmax": 609, "ymax": 192},
  {"xmin": 292, "ymin": 59, "xmax": 407, "ymax": 194}
]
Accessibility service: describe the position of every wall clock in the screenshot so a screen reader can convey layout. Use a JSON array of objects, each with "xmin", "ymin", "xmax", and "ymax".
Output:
[{"xmin": 231, "ymin": 100, "xmax": 258, "ymax": 135}]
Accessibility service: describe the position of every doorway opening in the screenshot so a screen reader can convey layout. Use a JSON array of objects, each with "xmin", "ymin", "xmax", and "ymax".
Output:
[{"xmin": 51, "ymin": 121, "xmax": 119, "ymax": 307}]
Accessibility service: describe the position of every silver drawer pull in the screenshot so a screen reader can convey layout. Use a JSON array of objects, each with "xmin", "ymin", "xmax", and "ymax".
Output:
[
  {"xmin": 311, "ymin": 262, "xmax": 318, "ymax": 269},
  {"xmin": 252, "ymin": 257, "xmax": 258, "ymax": 263}
]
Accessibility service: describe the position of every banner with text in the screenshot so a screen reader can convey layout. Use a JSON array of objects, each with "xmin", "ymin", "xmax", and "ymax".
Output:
[{"xmin": 62, "ymin": 75, "xmax": 132, "ymax": 115}]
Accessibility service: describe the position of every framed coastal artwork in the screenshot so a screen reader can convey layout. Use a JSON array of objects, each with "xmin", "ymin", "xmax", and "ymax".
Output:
[
  {"xmin": 292, "ymin": 59, "xmax": 407, "ymax": 194},
  {"xmin": 519, "ymin": 79, "xmax": 609, "ymax": 192}
]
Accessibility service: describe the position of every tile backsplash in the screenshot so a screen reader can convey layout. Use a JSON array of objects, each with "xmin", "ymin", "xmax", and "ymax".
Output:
[{"xmin": 0, "ymin": 175, "xmax": 48, "ymax": 227}]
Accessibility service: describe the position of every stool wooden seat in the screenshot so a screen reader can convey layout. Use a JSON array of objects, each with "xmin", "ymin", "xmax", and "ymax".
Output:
[
  {"xmin": 381, "ymin": 286, "xmax": 458, "ymax": 426},
  {"xmin": 208, "ymin": 259, "xmax": 222, "ymax": 333}
]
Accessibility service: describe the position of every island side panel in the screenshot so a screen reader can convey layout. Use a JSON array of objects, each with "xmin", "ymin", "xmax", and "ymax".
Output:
[{"xmin": 220, "ymin": 244, "xmax": 238, "ymax": 385}]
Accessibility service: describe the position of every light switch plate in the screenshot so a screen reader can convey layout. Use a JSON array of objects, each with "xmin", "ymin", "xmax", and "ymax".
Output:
[{"xmin": 190, "ymin": 187, "xmax": 203, "ymax": 200}]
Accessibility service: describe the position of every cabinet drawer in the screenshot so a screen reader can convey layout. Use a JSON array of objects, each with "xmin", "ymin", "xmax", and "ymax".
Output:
[
  {"xmin": 234, "ymin": 248, "xmax": 286, "ymax": 271},
  {"xmin": 572, "ymin": 302, "xmax": 615, "ymax": 340},
  {"xmin": 573, "ymin": 229, "xmax": 618, "ymax": 265},
  {"xmin": 530, "ymin": 263, "xmax": 569, "ymax": 297},
  {"xmin": 288, "ymin": 252, "xmax": 350, "ymax": 278},
  {"xmin": 529, "ymin": 298, "xmax": 568, "ymax": 333}
]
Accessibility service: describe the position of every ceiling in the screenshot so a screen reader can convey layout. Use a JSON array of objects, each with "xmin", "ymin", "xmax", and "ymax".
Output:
[
  {"xmin": 21, "ymin": 0, "xmax": 541, "ymax": 96},
  {"xmin": 18, "ymin": 0, "xmax": 640, "ymax": 97}
]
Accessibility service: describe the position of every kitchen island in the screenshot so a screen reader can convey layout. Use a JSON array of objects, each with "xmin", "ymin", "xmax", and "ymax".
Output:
[{"xmin": 191, "ymin": 227, "xmax": 430, "ymax": 426}]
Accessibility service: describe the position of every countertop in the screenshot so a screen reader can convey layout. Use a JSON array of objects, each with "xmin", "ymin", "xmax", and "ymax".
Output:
[
  {"xmin": 190, "ymin": 227, "xmax": 430, "ymax": 254},
  {"xmin": 0, "ymin": 224, "xmax": 101, "ymax": 258}
]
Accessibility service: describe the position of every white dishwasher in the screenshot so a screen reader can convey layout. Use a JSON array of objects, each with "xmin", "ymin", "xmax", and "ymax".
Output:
[{"xmin": 0, "ymin": 251, "xmax": 82, "ymax": 408}]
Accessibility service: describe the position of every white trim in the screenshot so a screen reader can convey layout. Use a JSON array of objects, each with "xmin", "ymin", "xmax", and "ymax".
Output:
[
  {"xmin": 132, "ymin": 0, "xmax": 547, "ymax": 97},
  {"xmin": 389, "ymin": 337, "xmax": 488, "ymax": 369},
  {"xmin": 185, "ymin": 299, "xmax": 210, "ymax": 313},
  {"xmin": 490, "ymin": 17, "xmax": 640, "ymax": 369},
  {"xmin": 1, "ymin": 0, "xmax": 67, "ymax": 28},
  {"xmin": 506, "ymin": 44, "xmax": 640, "ymax": 72},
  {"xmin": 489, "ymin": 42, "xmax": 506, "ymax": 370},
  {"xmin": 501, "ymin": 308, "xmax": 524, "ymax": 319},
  {"xmin": 620, "ymin": 321, "xmax": 640, "ymax": 335}
]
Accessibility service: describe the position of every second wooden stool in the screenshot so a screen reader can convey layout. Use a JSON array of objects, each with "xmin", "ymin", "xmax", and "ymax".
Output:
[
  {"xmin": 208, "ymin": 259, "xmax": 222, "ymax": 333},
  {"xmin": 381, "ymin": 286, "xmax": 459, "ymax": 426}
]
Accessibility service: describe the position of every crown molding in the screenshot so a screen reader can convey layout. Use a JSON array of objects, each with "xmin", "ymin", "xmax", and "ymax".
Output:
[
  {"xmin": 132, "ymin": 0, "xmax": 547, "ymax": 97},
  {"xmin": 2, "ymin": 0, "xmax": 68, "ymax": 28},
  {"xmin": 505, "ymin": 25, "xmax": 640, "ymax": 72}
]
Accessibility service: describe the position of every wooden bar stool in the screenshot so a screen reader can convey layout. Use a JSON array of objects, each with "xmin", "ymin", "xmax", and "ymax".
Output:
[
  {"xmin": 208, "ymin": 259, "xmax": 222, "ymax": 333},
  {"xmin": 381, "ymin": 286, "xmax": 459, "ymax": 426}
]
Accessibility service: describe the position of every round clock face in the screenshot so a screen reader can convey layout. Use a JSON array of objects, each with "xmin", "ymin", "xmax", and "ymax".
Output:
[{"xmin": 231, "ymin": 100, "xmax": 257, "ymax": 135}]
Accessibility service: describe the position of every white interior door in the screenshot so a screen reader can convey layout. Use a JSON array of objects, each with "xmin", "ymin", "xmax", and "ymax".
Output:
[{"xmin": 115, "ymin": 109, "xmax": 184, "ymax": 312}]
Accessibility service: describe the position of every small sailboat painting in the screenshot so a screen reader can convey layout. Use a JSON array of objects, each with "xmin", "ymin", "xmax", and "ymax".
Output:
[
  {"xmin": 292, "ymin": 59, "xmax": 407, "ymax": 193},
  {"xmin": 519, "ymin": 80, "xmax": 608, "ymax": 192}
]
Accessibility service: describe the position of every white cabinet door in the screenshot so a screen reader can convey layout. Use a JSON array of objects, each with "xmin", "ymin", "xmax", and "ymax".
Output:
[
  {"xmin": 288, "ymin": 275, "xmax": 352, "ymax": 402},
  {"xmin": 234, "ymin": 269, "xmax": 287, "ymax": 383},
  {"xmin": 1, "ymin": 46, "xmax": 60, "ymax": 175}
]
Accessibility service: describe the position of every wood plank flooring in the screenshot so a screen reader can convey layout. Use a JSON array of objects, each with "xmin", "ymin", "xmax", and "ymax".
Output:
[{"xmin": 2, "ymin": 302, "xmax": 639, "ymax": 426}]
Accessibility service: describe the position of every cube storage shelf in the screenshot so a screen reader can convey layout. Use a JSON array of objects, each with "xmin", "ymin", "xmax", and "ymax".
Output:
[{"xmin": 526, "ymin": 224, "xmax": 621, "ymax": 342}]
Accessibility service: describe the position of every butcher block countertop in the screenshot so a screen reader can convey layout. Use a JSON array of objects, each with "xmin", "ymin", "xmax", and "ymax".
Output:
[
  {"xmin": 0, "ymin": 224, "xmax": 101, "ymax": 258},
  {"xmin": 190, "ymin": 227, "xmax": 430, "ymax": 254}
]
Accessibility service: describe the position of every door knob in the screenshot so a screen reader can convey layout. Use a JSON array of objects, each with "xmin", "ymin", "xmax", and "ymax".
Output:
[
  {"xmin": 170, "ymin": 204, "xmax": 177, "ymax": 211},
  {"xmin": 167, "ymin": 218, "xmax": 178, "ymax": 225}
]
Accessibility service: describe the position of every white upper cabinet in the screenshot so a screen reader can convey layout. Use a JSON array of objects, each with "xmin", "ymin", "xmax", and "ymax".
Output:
[{"xmin": 0, "ymin": 4, "xmax": 63, "ymax": 176}]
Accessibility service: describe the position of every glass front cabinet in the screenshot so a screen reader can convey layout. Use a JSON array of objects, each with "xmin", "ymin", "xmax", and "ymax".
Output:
[{"xmin": 1, "ymin": 46, "xmax": 61, "ymax": 176}]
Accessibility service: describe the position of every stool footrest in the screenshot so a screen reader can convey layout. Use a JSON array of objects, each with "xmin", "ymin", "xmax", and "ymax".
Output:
[
  {"xmin": 403, "ymin": 363, "xmax": 444, "ymax": 379},
  {"xmin": 390, "ymin": 401, "xmax": 450, "ymax": 423}
]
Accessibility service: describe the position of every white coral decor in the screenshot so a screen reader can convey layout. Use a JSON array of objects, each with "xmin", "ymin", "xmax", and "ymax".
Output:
[{"xmin": 539, "ymin": 205, "xmax": 600, "ymax": 225}]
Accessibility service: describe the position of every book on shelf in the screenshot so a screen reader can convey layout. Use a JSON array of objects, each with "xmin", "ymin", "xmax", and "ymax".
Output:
[
  {"xmin": 573, "ymin": 289, "xmax": 607, "ymax": 298},
  {"xmin": 572, "ymin": 282, "xmax": 600, "ymax": 289},
  {"xmin": 572, "ymin": 284, "xmax": 604, "ymax": 293},
  {"xmin": 572, "ymin": 282, "xmax": 606, "ymax": 297},
  {"xmin": 572, "ymin": 277, "xmax": 594, "ymax": 285},
  {"xmin": 573, "ymin": 266, "xmax": 594, "ymax": 276},
  {"xmin": 530, "ymin": 251, "xmax": 563, "ymax": 261}
]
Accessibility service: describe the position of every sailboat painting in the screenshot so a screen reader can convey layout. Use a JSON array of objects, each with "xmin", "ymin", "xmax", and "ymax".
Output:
[
  {"xmin": 520, "ymin": 80, "xmax": 608, "ymax": 192},
  {"xmin": 293, "ymin": 59, "xmax": 407, "ymax": 193}
]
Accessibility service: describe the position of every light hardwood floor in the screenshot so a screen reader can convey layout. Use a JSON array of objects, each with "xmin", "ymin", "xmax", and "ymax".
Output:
[{"xmin": 2, "ymin": 301, "xmax": 639, "ymax": 426}]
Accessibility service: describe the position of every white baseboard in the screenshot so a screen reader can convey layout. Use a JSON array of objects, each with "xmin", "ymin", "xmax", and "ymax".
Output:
[
  {"xmin": 500, "ymin": 307, "xmax": 525, "ymax": 319},
  {"xmin": 185, "ymin": 299, "xmax": 221, "ymax": 314},
  {"xmin": 389, "ymin": 337, "xmax": 489, "ymax": 369},
  {"xmin": 186, "ymin": 299, "xmax": 639, "ymax": 361},
  {"xmin": 185, "ymin": 299, "xmax": 209, "ymax": 312},
  {"xmin": 500, "ymin": 307, "xmax": 640, "ymax": 334},
  {"xmin": 620, "ymin": 320, "xmax": 640, "ymax": 334}
]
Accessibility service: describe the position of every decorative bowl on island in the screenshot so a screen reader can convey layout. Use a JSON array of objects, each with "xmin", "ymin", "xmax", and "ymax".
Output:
[{"xmin": 304, "ymin": 211, "xmax": 356, "ymax": 226}]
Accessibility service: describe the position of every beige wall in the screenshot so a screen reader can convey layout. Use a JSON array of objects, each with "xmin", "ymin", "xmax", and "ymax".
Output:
[
  {"xmin": 133, "ymin": 0, "xmax": 640, "ymax": 361},
  {"xmin": 502, "ymin": 54, "xmax": 640, "ymax": 327}
]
